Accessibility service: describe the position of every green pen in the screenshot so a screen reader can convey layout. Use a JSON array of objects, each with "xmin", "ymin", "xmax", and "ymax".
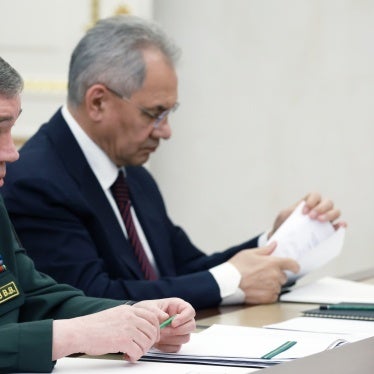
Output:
[
  {"xmin": 261, "ymin": 340, "xmax": 297, "ymax": 360},
  {"xmin": 320, "ymin": 303, "xmax": 374, "ymax": 311},
  {"xmin": 159, "ymin": 315, "xmax": 176, "ymax": 329}
]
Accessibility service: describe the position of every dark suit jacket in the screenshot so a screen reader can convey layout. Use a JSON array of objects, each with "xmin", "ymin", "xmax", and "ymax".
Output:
[
  {"xmin": 0, "ymin": 196, "xmax": 122, "ymax": 373},
  {"xmin": 3, "ymin": 109, "xmax": 259, "ymax": 310}
]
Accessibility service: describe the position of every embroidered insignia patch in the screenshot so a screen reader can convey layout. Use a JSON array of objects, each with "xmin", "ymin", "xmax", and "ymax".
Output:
[
  {"xmin": 0, "ymin": 281, "xmax": 20, "ymax": 304},
  {"xmin": 0, "ymin": 255, "xmax": 6, "ymax": 272}
]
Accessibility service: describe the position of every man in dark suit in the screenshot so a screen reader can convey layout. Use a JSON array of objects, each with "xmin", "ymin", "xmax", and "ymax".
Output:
[
  {"xmin": 3, "ymin": 15, "xmax": 343, "ymax": 310},
  {"xmin": 0, "ymin": 56, "xmax": 195, "ymax": 373}
]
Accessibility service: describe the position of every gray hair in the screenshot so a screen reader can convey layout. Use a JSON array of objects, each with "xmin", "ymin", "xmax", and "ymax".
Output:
[
  {"xmin": 68, "ymin": 15, "xmax": 181, "ymax": 106},
  {"xmin": 0, "ymin": 57, "xmax": 24, "ymax": 97}
]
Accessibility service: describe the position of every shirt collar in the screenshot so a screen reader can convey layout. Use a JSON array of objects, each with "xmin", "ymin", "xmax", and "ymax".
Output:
[{"xmin": 61, "ymin": 105, "xmax": 121, "ymax": 190}]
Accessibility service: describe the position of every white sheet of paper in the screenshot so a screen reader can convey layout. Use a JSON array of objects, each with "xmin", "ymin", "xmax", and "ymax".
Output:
[
  {"xmin": 43, "ymin": 357, "xmax": 259, "ymax": 374},
  {"xmin": 280, "ymin": 276, "xmax": 374, "ymax": 303},
  {"xmin": 265, "ymin": 317, "xmax": 374, "ymax": 336},
  {"xmin": 146, "ymin": 324, "xmax": 365, "ymax": 364},
  {"xmin": 267, "ymin": 201, "xmax": 345, "ymax": 282}
]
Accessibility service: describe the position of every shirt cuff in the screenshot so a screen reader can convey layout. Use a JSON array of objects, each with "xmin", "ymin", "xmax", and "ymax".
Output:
[{"xmin": 209, "ymin": 262, "xmax": 245, "ymax": 304}]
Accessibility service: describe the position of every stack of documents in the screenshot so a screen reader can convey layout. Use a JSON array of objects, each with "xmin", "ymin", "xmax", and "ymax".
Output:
[
  {"xmin": 50, "ymin": 357, "xmax": 259, "ymax": 374},
  {"xmin": 141, "ymin": 324, "xmax": 366, "ymax": 368},
  {"xmin": 265, "ymin": 316, "xmax": 374, "ymax": 336},
  {"xmin": 280, "ymin": 276, "xmax": 374, "ymax": 304}
]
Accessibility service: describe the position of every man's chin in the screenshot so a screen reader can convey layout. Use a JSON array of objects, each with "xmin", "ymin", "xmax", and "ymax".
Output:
[
  {"xmin": 138, "ymin": 154, "xmax": 151, "ymax": 165},
  {"xmin": 128, "ymin": 153, "xmax": 151, "ymax": 166}
]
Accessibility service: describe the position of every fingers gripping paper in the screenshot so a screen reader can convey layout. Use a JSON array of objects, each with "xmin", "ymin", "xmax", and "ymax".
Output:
[{"xmin": 267, "ymin": 201, "xmax": 345, "ymax": 282}]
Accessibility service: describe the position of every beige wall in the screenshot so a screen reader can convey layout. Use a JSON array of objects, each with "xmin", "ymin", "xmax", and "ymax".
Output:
[
  {"xmin": 0, "ymin": 0, "xmax": 153, "ymax": 141},
  {"xmin": 151, "ymin": 0, "xmax": 374, "ymax": 279},
  {"xmin": 1, "ymin": 0, "xmax": 373, "ymax": 279}
]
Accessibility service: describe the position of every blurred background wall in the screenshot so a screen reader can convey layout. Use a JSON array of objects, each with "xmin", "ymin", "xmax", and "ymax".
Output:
[{"xmin": 1, "ymin": 0, "xmax": 373, "ymax": 280}]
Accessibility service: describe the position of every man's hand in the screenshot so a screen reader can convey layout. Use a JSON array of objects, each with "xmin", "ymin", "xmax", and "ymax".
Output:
[
  {"xmin": 134, "ymin": 297, "xmax": 196, "ymax": 353},
  {"xmin": 228, "ymin": 242, "xmax": 300, "ymax": 304},
  {"xmin": 53, "ymin": 298, "xmax": 195, "ymax": 362},
  {"xmin": 53, "ymin": 305, "xmax": 160, "ymax": 362},
  {"xmin": 268, "ymin": 192, "xmax": 347, "ymax": 238}
]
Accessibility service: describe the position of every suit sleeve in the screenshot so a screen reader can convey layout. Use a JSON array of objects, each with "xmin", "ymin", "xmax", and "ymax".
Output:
[
  {"xmin": 0, "ymin": 199, "xmax": 123, "ymax": 373},
  {"xmin": 1, "ymin": 260, "xmax": 122, "ymax": 373},
  {"xmin": 3, "ymin": 166, "xmax": 259, "ymax": 310},
  {"xmin": 0, "ymin": 250, "xmax": 121, "ymax": 373}
]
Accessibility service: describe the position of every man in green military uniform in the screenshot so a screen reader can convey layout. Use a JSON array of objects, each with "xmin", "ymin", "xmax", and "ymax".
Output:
[{"xmin": 0, "ymin": 56, "xmax": 195, "ymax": 373}]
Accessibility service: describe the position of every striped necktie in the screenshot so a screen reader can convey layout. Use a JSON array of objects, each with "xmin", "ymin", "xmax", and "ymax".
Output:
[{"xmin": 110, "ymin": 171, "xmax": 157, "ymax": 281}]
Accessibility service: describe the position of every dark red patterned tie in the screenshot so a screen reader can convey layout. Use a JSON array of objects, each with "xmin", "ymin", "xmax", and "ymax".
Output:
[{"xmin": 111, "ymin": 171, "xmax": 157, "ymax": 280}]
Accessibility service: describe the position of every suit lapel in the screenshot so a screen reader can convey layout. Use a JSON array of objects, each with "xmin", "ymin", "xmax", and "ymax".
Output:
[{"xmin": 42, "ymin": 111, "xmax": 145, "ymax": 279}]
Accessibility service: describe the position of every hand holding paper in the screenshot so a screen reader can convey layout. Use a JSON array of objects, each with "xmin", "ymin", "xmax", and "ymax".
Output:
[{"xmin": 267, "ymin": 201, "xmax": 345, "ymax": 282}]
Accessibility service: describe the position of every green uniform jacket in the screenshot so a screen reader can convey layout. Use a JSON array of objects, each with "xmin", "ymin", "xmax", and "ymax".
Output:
[{"xmin": 0, "ymin": 197, "xmax": 123, "ymax": 373}]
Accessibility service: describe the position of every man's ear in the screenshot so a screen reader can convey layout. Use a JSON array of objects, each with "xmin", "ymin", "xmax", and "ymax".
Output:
[{"xmin": 85, "ymin": 84, "xmax": 108, "ymax": 121}]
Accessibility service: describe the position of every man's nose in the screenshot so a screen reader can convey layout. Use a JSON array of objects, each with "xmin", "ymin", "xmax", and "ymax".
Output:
[
  {"xmin": 1, "ymin": 136, "xmax": 20, "ymax": 163},
  {"xmin": 152, "ymin": 118, "xmax": 172, "ymax": 139}
]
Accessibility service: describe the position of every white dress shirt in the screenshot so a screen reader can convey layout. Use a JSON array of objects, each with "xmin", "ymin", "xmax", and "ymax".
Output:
[{"xmin": 62, "ymin": 105, "xmax": 267, "ymax": 304}]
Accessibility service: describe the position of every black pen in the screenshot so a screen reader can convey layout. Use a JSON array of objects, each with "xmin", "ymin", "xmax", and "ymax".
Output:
[{"xmin": 320, "ymin": 303, "xmax": 374, "ymax": 311}]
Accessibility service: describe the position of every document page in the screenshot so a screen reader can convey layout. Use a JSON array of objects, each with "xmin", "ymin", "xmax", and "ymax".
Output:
[
  {"xmin": 143, "ymin": 324, "xmax": 364, "ymax": 368},
  {"xmin": 280, "ymin": 276, "xmax": 374, "ymax": 303},
  {"xmin": 267, "ymin": 201, "xmax": 345, "ymax": 282},
  {"xmin": 265, "ymin": 316, "xmax": 374, "ymax": 336},
  {"xmin": 41, "ymin": 357, "xmax": 260, "ymax": 374}
]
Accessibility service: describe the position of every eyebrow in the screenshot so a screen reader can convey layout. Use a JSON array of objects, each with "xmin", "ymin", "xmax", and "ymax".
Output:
[
  {"xmin": 0, "ymin": 108, "xmax": 22, "ymax": 123},
  {"xmin": 147, "ymin": 105, "xmax": 169, "ymax": 115},
  {"xmin": 0, "ymin": 116, "xmax": 12, "ymax": 121},
  {"xmin": 155, "ymin": 105, "xmax": 168, "ymax": 111}
]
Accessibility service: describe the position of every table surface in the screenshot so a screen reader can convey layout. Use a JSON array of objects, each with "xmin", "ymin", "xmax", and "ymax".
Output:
[
  {"xmin": 194, "ymin": 269, "xmax": 374, "ymax": 373},
  {"xmin": 196, "ymin": 267, "xmax": 374, "ymax": 327},
  {"xmin": 82, "ymin": 269, "xmax": 374, "ymax": 372}
]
